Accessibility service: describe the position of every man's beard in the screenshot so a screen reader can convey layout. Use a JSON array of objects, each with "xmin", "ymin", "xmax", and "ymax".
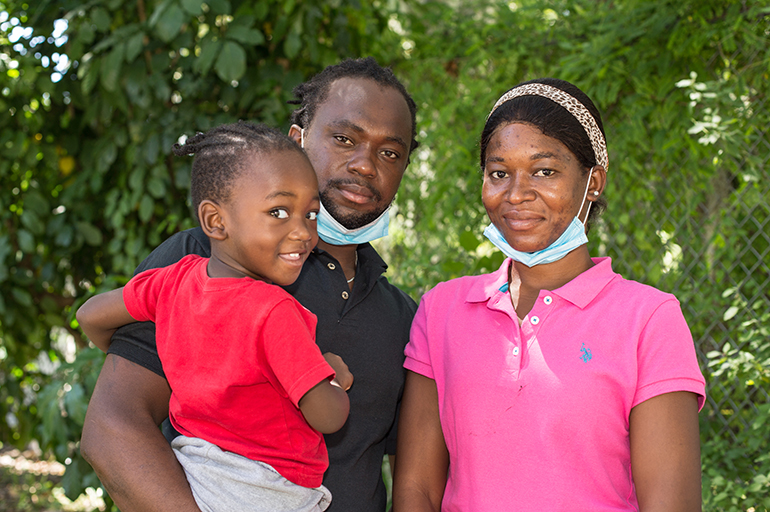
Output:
[{"xmin": 320, "ymin": 179, "xmax": 388, "ymax": 230}]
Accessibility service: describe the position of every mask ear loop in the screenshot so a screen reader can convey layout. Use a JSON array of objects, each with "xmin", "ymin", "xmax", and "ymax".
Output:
[
  {"xmin": 579, "ymin": 166, "xmax": 595, "ymax": 226},
  {"xmin": 300, "ymin": 128, "xmax": 305, "ymax": 148}
]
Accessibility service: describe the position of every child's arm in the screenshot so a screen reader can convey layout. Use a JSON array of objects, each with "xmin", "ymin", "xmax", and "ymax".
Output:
[
  {"xmin": 76, "ymin": 288, "xmax": 137, "ymax": 352},
  {"xmin": 298, "ymin": 352, "xmax": 353, "ymax": 434}
]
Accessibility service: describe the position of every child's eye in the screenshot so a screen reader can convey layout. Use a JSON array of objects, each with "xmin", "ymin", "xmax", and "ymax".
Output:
[
  {"xmin": 307, "ymin": 211, "xmax": 318, "ymax": 221},
  {"xmin": 270, "ymin": 208, "xmax": 289, "ymax": 219}
]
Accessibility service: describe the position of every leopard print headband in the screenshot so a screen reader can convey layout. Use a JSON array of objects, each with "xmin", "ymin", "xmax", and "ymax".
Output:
[{"xmin": 487, "ymin": 83, "xmax": 609, "ymax": 170}]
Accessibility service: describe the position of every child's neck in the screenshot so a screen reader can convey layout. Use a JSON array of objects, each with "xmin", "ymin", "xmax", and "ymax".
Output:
[{"xmin": 206, "ymin": 249, "xmax": 255, "ymax": 280}]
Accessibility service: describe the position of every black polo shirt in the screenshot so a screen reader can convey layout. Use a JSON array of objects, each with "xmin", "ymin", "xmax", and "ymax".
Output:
[{"xmin": 109, "ymin": 227, "xmax": 417, "ymax": 512}]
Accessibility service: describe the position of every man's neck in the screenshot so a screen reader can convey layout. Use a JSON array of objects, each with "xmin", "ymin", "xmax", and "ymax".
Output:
[{"xmin": 317, "ymin": 240, "xmax": 359, "ymax": 281}]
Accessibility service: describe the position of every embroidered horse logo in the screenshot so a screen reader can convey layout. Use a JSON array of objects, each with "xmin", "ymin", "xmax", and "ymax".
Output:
[{"xmin": 580, "ymin": 342, "xmax": 592, "ymax": 363}]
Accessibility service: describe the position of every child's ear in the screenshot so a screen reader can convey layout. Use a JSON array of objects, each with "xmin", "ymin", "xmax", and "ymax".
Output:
[{"xmin": 199, "ymin": 200, "xmax": 227, "ymax": 241}]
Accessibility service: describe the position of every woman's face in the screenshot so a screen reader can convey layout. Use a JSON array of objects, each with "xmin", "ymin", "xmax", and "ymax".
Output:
[{"xmin": 482, "ymin": 122, "xmax": 595, "ymax": 253}]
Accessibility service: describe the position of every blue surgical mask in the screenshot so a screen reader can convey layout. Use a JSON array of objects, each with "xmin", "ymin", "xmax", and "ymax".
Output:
[
  {"xmin": 317, "ymin": 201, "xmax": 391, "ymax": 246},
  {"xmin": 483, "ymin": 168, "xmax": 595, "ymax": 267}
]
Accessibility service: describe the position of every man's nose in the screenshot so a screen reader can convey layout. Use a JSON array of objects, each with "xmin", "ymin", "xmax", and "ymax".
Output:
[{"xmin": 346, "ymin": 144, "xmax": 376, "ymax": 178}]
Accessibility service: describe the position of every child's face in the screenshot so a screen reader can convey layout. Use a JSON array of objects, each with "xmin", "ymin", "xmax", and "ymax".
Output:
[{"xmin": 221, "ymin": 150, "xmax": 319, "ymax": 285}]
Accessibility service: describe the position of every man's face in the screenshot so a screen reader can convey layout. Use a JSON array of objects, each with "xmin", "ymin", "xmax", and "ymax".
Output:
[{"xmin": 291, "ymin": 77, "xmax": 413, "ymax": 229}]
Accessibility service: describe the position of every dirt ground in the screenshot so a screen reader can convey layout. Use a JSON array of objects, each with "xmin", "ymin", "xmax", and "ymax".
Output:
[{"xmin": 0, "ymin": 445, "xmax": 104, "ymax": 512}]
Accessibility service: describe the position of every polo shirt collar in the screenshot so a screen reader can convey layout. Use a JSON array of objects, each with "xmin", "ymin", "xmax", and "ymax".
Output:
[{"xmin": 466, "ymin": 257, "xmax": 618, "ymax": 310}]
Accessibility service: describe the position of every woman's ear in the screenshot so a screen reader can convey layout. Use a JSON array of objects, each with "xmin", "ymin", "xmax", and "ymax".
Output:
[
  {"xmin": 587, "ymin": 164, "xmax": 607, "ymax": 200},
  {"xmin": 199, "ymin": 200, "xmax": 227, "ymax": 241}
]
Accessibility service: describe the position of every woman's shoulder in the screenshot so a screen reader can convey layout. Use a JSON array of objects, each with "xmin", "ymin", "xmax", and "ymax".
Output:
[{"xmin": 423, "ymin": 272, "xmax": 500, "ymax": 303}]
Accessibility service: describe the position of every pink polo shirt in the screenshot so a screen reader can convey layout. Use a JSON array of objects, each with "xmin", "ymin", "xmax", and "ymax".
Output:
[{"xmin": 404, "ymin": 258, "xmax": 705, "ymax": 511}]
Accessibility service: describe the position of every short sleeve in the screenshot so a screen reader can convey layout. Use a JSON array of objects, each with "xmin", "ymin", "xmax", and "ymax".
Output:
[
  {"xmin": 403, "ymin": 296, "xmax": 435, "ymax": 379},
  {"xmin": 260, "ymin": 299, "xmax": 334, "ymax": 407},
  {"xmin": 122, "ymin": 266, "xmax": 169, "ymax": 323},
  {"xmin": 109, "ymin": 229, "xmax": 210, "ymax": 377},
  {"xmin": 633, "ymin": 299, "xmax": 706, "ymax": 410}
]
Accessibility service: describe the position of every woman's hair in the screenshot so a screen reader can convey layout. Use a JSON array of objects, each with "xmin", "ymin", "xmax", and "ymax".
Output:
[
  {"xmin": 173, "ymin": 121, "xmax": 305, "ymax": 217},
  {"xmin": 288, "ymin": 56, "xmax": 419, "ymax": 155},
  {"xmin": 480, "ymin": 78, "xmax": 607, "ymax": 226}
]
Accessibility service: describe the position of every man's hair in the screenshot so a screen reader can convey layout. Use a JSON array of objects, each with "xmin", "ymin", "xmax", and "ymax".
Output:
[
  {"xmin": 289, "ymin": 57, "xmax": 419, "ymax": 155},
  {"xmin": 173, "ymin": 121, "xmax": 305, "ymax": 218}
]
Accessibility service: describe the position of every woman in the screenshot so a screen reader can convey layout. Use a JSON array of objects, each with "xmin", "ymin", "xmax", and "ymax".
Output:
[{"xmin": 393, "ymin": 78, "xmax": 705, "ymax": 511}]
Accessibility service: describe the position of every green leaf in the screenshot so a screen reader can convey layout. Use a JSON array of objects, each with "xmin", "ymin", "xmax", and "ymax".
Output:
[
  {"xmin": 63, "ymin": 384, "xmax": 88, "ymax": 426},
  {"xmin": 215, "ymin": 41, "xmax": 246, "ymax": 82},
  {"xmin": 226, "ymin": 26, "xmax": 265, "ymax": 46},
  {"xmin": 181, "ymin": 0, "xmax": 203, "ymax": 15},
  {"xmin": 194, "ymin": 37, "xmax": 222, "ymax": 76},
  {"xmin": 101, "ymin": 43, "xmax": 125, "ymax": 92},
  {"xmin": 155, "ymin": 4, "xmax": 186, "ymax": 43},
  {"xmin": 459, "ymin": 230, "xmax": 479, "ymax": 252},
  {"xmin": 76, "ymin": 222, "xmax": 104, "ymax": 246},
  {"xmin": 80, "ymin": 57, "xmax": 101, "ymax": 95},
  {"xmin": 91, "ymin": 7, "xmax": 112, "ymax": 32},
  {"xmin": 125, "ymin": 32, "xmax": 145, "ymax": 62},
  {"xmin": 207, "ymin": 0, "xmax": 231, "ymax": 15},
  {"xmin": 723, "ymin": 306, "xmax": 739, "ymax": 322},
  {"xmin": 139, "ymin": 195, "xmax": 155, "ymax": 222},
  {"xmin": 17, "ymin": 229, "xmax": 35, "ymax": 253},
  {"xmin": 284, "ymin": 31, "xmax": 301, "ymax": 59},
  {"xmin": 11, "ymin": 287, "xmax": 33, "ymax": 307}
]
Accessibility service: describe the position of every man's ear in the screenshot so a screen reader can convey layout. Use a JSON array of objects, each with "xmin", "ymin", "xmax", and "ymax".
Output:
[
  {"xmin": 199, "ymin": 200, "xmax": 227, "ymax": 241},
  {"xmin": 288, "ymin": 124, "xmax": 303, "ymax": 145}
]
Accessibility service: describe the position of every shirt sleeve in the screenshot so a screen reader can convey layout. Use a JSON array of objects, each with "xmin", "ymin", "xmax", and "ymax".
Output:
[
  {"xmin": 403, "ymin": 295, "xmax": 435, "ymax": 379},
  {"xmin": 260, "ymin": 298, "xmax": 334, "ymax": 407},
  {"xmin": 633, "ymin": 298, "xmax": 706, "ymax": 410},
  {"xmin": 108, "ymin": 228, "xmax": 211, "ymax": 378}
]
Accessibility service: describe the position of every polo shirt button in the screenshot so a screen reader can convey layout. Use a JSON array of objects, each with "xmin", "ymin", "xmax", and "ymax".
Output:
[
  {"xmin": 327, "ymin": 263, "xmax": 336, "ymax": 270},
  {"xmin": 544, "ymin": 296, "xmax": 553, "ymax": 305},
  {"xmin": 341, "ymin": 291, "xmax": 349, "ymax": 299},
  {"xmin": 531, "ymin": 316, "xmax": 540, "ymax": 325},
  {"xmin": 512, "ymin": 346, "xmax": 520, "ymax": 356}
]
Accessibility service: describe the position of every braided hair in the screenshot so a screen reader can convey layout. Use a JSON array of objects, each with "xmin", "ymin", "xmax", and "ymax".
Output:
[
  {"xmin": 173, "ymin": 121, "xmax": 305, "ymax": 218},
  {"xmin": 288, "ymin": 57, "xmax": 419, "ymax": 155}
]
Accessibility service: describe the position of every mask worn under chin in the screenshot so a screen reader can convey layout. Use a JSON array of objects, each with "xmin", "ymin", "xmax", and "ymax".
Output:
[
  {"xmin": 316, "ymin": 201, "xmax": 391, "ymax": 246},
  {"xmin": 483, "ymin": 167, "xmax": 595, "ymax": 267}
]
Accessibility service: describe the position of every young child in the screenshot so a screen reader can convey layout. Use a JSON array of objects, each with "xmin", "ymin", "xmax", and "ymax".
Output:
[{"xmin": 77, "ymin": 122, "xmax": 351, "ymax": 512}]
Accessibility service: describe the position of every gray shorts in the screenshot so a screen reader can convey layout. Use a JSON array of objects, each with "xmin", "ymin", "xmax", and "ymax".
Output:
[{"xmin": 172, "ymin": 435, "xmax": 331, "ymax": 512}]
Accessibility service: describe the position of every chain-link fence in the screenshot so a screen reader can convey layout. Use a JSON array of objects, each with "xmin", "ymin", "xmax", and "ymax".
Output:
[{"xmin": 600, "ymin": 12, "xmax": 770, "ymax": 491}]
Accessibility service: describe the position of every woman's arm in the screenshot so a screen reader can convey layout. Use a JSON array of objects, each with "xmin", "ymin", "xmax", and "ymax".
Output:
[
  {"xmin": 76, "ymin": 288, "xmax": 136, "ymax": 351},
  {"xmin": 392, "ymin": 371, "xmax": 449, "ymax": 512},
  {"xmin": 80, "ymin": 354, "xmax": 201, "ymax": 512},
  {"xmin": 629, "ymin": 391, "xmax": 702, "ymax": 512}
]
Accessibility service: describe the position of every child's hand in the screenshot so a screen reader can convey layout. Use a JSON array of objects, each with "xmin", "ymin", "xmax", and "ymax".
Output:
[{"xmin": 324, "ymin": 352, "xmax": 354, "ymax": 391}]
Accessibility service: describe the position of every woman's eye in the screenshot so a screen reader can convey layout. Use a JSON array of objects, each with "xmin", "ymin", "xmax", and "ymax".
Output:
[
  {"xmin": 307, "ymin": 211, "xmax": 318, "ymax": 221},
  {"xmin": 489, "ymin": 170, "xmax": 507, "ymax": 179},
  {"xmin": 270, "ymin": 208, "xmax": 289, "ymax": 219}
]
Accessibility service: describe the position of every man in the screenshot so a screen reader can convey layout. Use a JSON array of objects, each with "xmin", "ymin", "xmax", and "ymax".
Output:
[{"xmin": 80, "ymin": 57, "xmax": 419, "ymax": 512}]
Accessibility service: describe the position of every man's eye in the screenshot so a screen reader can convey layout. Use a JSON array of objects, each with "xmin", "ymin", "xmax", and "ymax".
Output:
[
  {"xmin": 334, "ymin": 135, "xmax": 353, "ymax": 145},
  {"xmin": 270, "ymin": 209, "xmax": 289, "ymax": 219},
  {"xmin": 381, "ymin": 149, "xmax": 399, "ymax": 160},
  {"xmin": 536, "ymin": 169, "xmax": 555, "ymax": 177},
  {"xmin": 307, "ymin": 211, "xmax": 318, "ymax": 221}
]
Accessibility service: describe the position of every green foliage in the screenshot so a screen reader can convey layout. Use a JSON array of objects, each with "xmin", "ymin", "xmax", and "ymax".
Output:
[{"xmin": 1, "ymin": 0, "xmax": 769, "ymax": 508}]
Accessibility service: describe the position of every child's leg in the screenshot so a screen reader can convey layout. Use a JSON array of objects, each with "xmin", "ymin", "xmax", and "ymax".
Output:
[{"xmin": 172, "ymin": 436, "xmax": 331, "ymax": 512}]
